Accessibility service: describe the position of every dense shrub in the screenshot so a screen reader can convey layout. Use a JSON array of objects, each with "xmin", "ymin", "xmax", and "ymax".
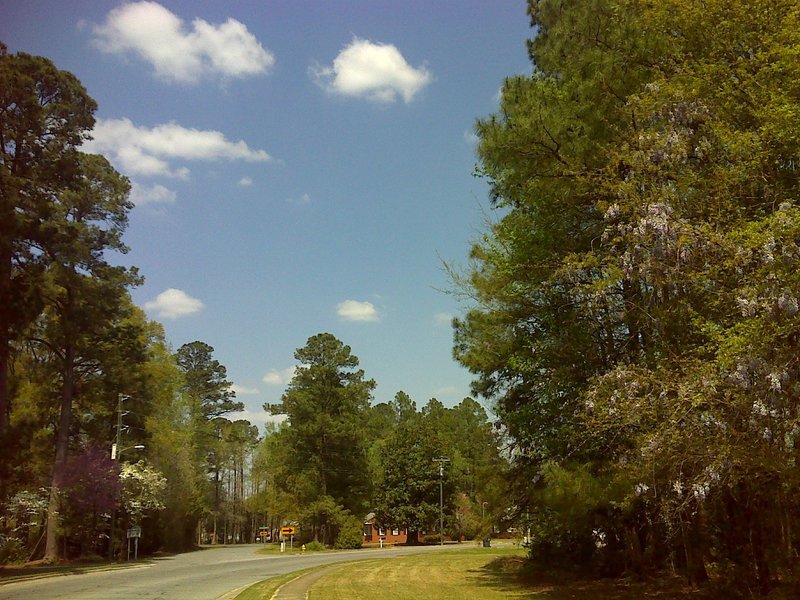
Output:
[
  {"xmin": 0, "ymin": 536, "xmax": 28, "ymax": 564},
  {"xmin": 304, "ymin": 541, "xmax": 326, "ymax": 552},
  {"xmin": 334, "ymin": 517, "xmax": 363, "ymax": 549}
]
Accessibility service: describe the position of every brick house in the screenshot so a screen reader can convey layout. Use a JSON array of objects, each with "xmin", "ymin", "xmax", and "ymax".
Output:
[{"xmin": 363, "ymin": 512, "xmax": 408, "ymax": 544}]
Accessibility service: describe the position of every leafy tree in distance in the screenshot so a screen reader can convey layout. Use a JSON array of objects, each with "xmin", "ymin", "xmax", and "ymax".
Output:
[
  {"xmin": 266, "ymin": 333, "xmax": 374, "ymax": 543},
  {"xmin": 175, "ymin": 341, "xmax": 242, "ymax": 420},
  {"xmin": 373, "ymin": 392, "xmax": 453, "ymax": 544},
  {"xmin": 174, "ymin": 341, "xmax": 244, "ymax": 543}
]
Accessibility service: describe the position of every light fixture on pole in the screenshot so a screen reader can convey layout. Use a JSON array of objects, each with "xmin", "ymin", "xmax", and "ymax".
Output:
[
  {"xmin": 108, "ymin": 394, "xmax": 144, "ymax": 561},
  {"xmin": 433, "ymin": 457, "xmax": 450, "ymax": 546}
]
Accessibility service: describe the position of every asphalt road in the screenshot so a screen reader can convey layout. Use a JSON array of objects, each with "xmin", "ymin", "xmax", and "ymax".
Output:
[{"xmin": 0, "ymin": 544, "xmax": 452, "ymax": 600}]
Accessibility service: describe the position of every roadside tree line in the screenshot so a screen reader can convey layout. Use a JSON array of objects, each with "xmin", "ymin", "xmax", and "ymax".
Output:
[
  {"xmin": 0, "ymin": 43, "xmax": 257, "ymax": 563},
  {"xmin": 248, "ymin": 333, "xmax": 506, "ymax": 548},
  {"xmin": 453, "ymin": 0, "xmax": 800, "ymax": 594}
]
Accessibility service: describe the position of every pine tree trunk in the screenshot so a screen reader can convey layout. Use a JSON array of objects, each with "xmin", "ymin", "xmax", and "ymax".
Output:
[
  {"xmin": 0, "ymin": 237, "xmax": 11, "ymax": 437},
  {"xmin": 44, "ymin": 344, "xmax": 76, "ymax": 562}
]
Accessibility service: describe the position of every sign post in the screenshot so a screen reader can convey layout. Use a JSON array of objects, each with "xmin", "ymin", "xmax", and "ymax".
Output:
[
  {"xmin": 126, "ymin": 526, "xmax": 142, "ymax": 560},
  {"xmin": 280, "ymin": 526, "xmax": 296, "ymax": 551},
  {"xmin": 258, "ymin": 526, "xmax": 269, "ymax": 542}
]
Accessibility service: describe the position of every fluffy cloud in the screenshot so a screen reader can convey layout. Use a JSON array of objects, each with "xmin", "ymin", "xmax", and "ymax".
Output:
[
  {"xmin": 229, "ymin": 408, "xmax": 286, "ymax": 427},
  {"xmin": 84, "ymin": 117, "xmax": 271, "ymax": 179},
  {"xmin": 238, "ymin": 176, "xmax": 253, "ymax": 187},
  {"xmin": 434, "ymin": 386, "xmax": 459, "ymax": 397},
  {"xmin": 262, "ymin": 366, "xmax": 297, "ymax": 386},
  {"xmin": 231, "ymin": 384, "xmax": 259, "ymax": 395},
  {"xmin": 144, "ymin": 288, "xmax": 204, "ymax": 318},
  {"xmin": 311, "ymin": 38, "xmax": 432, "ymax": 103},
  {"xmin": 287, "ymin": 193, "xmax": 310, "ymax": 205},
  {"xmin": 92, "ymin": 1, "xmax": 274, "ymax": 83},
  {"xmin": 337, "ymin": 299, "xmax": 380, "ymax": 322},
  {"xmin": 130, "ymin": 182, "xmax": 177, "ymax": 206},
  {"xmin": 434, "ymin": 312, "xmax": 453, "ymax": 326}
]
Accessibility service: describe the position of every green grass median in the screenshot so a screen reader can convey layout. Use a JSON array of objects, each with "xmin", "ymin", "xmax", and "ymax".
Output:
[
  {"xmin": 236, "ymin": 546, "xmax": 712, "ymax": 600},
  {"xmin": 307, "ymin": 548, "xmax": 527, "ymax": 600},
  {"xmin": 235, "ymin": 547, "xmax": 529, "ymax": 600}
]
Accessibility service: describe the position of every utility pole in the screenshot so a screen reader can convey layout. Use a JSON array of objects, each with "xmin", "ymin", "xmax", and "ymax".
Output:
[
  {"xmin": 108, "ymin": 394, "xmax": 143, "ymax": 560},
  {"xmin": 109, "ymin": 394, "xmax": 124, "ymax": 560},
  {"xmin": 433, "ymin": 457, "xmax": 450, "ymax": 546}
]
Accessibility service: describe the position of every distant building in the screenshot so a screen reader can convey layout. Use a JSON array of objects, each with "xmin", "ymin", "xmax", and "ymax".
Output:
[{"xmin": 363, "ymin": 512, "xmax": 408, "ymax": 544}]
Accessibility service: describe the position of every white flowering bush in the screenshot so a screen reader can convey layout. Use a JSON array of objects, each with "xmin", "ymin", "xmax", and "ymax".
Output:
[{"xmin": 120, "ymin": 461, "xmax": 167, "ymax": 523}]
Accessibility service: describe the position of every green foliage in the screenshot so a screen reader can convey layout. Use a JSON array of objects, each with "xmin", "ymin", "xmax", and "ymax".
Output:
[
  {"xmin": 333, "ymin": 515, "xmax": 363, "ymax": 549},
  {"xmin": 265, "ymin": 333, "xmax": 375, "ymax": 521},
  {"xmin": 0, "ymin": 536, "xmax": 28, "ymax": 564},
  {"xmin": 373, "ymin": 394, "xmax": 449, "ymax": 541},
  {"xmin": 371, "ymin": 393, "xmax": 505, "ymax": 544},
  {"xmin": 304, "ymin": 540, "xmax": 325, "ymax": 552},
  {"xmin": 175, "ymin": 341, "xmax": 242, "ymax": 421},
  {"xmin": 120, "ymin": 460, "xmax": 167, "ymax": 522},
  {"xmin": 0, "ymin": 45, "xmax": 261, "ymax": 561},
  {"xmin": 456, "ymin": 0, "xmax": 800, "ymax": 590},
  {"xmin": 299, "ymin": 495, "xmax": 356, "ymax": 547}
]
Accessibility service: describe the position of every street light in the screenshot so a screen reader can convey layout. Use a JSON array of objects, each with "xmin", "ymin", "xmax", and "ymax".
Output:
[
  {"xmin": 433, "ymin": 457, "xmax": 450, "ymax": 546},
  {"xmin": 482, "ymin": 501, "xmax": 488, "ymax": 522},
  {"xmin": 108, "ymin": 394, "xmax": 144, "ymax": 560}
]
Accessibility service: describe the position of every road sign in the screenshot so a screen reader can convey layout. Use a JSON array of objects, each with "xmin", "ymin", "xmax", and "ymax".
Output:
[
  {"xmin": 127, "ymin": 526, "xmax": 142, "ymax": 539},
  {"xmin": 280, "ymin": 526, "xmax": 296, "ymax": 536}
]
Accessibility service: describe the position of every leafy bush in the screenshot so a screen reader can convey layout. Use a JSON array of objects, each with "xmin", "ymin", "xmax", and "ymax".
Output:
[
  {"xmin": 422, "ymin": 534, "xmax": 441, "ymax": 545},
  {"xmin": 304, "ymin": 541, "xmax": 326, "ymax": 552},
  {"xmin": 0, "ymin": 536, "xmax": 28, "ymax": 564},
  {"xmin": 334, "ymin": 516, "xmax": 363, "ymax": 549}
]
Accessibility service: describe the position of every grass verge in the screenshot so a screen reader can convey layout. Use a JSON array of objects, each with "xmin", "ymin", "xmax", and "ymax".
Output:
[
  {"xmin": 235, "ymin": 546, "xmax": 713, "ymax": 600},
  {"xmin": 307, "ymin": 548, "xmax": 531, "ymax": 600}
]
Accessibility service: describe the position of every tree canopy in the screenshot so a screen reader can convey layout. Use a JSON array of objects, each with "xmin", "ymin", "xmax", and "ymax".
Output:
[{"xmin": 455, "ymin": 0, "xmax": 800, "ymax": 591}]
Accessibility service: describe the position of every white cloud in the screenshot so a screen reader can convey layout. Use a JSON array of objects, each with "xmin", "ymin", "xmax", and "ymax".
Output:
[
  {"xmin": 238, "ymin": 176, "xmax": 253, "ymax": 187},
  {"xmin": 84, "ymin": 117, "xmax": 271, "ymax": 179},
  {"xmin": 463, "ymin": 131, "xmax": 479, "ymax": 145},
  {"xmin": 311, "ymin": 38, "xmax": 432, "ymax": 103},
  {"xmin": 231, "ymin": 384, "xmax": 259, "ymax": 395},
  {"xmin": 262, "ymin": 366, "xmax": 297, "ymax": 386},
  {"xmin": 434, "ymin": 312, "xmax": 453, "ymax": 326},
  {"xmin": 144, "ymin": 288, "xmax": 204, "ymax": 318},
  {"xmin": 337, "ymin": 299, "xmax": 380, "ymax": 322},
  {"xmin": 92, "ymin": 1, "xmax": 275, "ymax": 84},
  {"xmin": 434, "ymin": 386, "xmax": 459, "ymax": 397},
  {"xmin": 229, "ymin": 408, "xmax": 287, "ymax": 429},
  {"xmin": 287, "ymin": 193, "xmax": 310, "ymax": 205},
  {"xmin": 130, "ymin": 182, "xmax": 177, "ymax": 206}
]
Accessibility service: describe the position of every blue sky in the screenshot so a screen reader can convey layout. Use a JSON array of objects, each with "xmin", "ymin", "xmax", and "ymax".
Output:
[{"xmin": 2, "ymin": 1, "xmax": 532, "ymax": 428}]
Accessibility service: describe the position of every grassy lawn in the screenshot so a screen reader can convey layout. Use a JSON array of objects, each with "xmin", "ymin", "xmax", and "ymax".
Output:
[
  {"xmin": 236, "ymin": 546, "xmax": 712, "ymax": 600},
  {"xmin": 307, "ymin": 548, "xmax": 714, "ymax": 600},
  {"xmin": 308, "ymin": 548, "xmax": 530, "ymax": 600}
]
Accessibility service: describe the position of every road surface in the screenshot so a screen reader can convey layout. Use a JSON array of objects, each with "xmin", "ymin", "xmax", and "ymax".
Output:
[{"xmin": 0, "ymin": 544, "xmax": 451, "ymax": 599}]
